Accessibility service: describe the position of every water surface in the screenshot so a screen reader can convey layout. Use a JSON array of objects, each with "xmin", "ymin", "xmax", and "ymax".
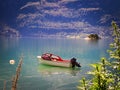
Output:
[{"xmin": 0, "ymin": 37, "xmax": 111, "ymax": 90}]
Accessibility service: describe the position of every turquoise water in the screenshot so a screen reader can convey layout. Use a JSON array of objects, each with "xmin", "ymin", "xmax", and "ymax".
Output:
[{"xmin": 0, "ymin": 37, "xmax": 111, "ymax": 90}]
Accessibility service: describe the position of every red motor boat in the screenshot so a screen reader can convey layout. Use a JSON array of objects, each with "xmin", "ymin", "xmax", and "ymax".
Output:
[{"xmin": 37, "ymin": 53, "xmax": 81, "ymax": 68}]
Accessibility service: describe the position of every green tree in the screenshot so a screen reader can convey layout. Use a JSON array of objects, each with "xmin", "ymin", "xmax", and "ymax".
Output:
[
  {"xmin": 78, "ymin": 21, "xmax": 120, "ymax": 90},
  {"xmin": 108, "ymin": 21, "xmax": 120, "ymax": 89},
  {"xmin": 88, "ymin": 34, "xmax": 100, "ymax": 40},
  {"xmin": 78, "ymin": 58, "xmax": 113, "ymax": 90}
]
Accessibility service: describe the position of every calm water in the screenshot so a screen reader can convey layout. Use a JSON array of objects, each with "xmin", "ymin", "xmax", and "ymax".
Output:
[{"xmin": 0, "ymin": 37, "xmax": 111, "ymax": 90}]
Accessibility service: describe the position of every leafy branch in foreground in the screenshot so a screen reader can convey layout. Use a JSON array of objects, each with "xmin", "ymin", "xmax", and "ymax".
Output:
[
  {"xmin": 78, "ymin": 77, "xmax": 87, "ymax": 90},
  {"xmin": 108, "ymin": 21, "xmax": 120, "ymax": 89},
  {"xmin": 78, "ymin": 58, "xmax": 113, "ymax": 90},
  {"xmin": 78, "ymin": 21, "xmax": 120, "ymax": 90}
]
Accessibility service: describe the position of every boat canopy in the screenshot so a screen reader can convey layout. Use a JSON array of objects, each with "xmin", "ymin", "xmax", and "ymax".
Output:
[{"xmin": 41, "ymin": 53, "xmax": 63, "ymax": 61}]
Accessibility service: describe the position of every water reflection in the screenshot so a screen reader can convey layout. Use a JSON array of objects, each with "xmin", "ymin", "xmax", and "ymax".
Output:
[{"xmin": 38, "ymin": 64, "xmax": 81, "ymax": 76}]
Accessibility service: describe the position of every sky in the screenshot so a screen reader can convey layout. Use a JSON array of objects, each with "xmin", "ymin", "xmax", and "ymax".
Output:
[{"xmin": 0, "ymin": 0, "xmax": 120, "ymax": 36}]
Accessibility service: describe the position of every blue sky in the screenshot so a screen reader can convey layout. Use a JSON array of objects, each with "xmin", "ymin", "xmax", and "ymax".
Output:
[{"xmin": 0, "ymin": 0, "xmax": 120, "ymax": 36}]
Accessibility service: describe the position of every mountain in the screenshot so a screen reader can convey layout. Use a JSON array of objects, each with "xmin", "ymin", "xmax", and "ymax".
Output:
[{"xmin": 0, "ymin": 0, "xmax": 120, "ymax": 37}]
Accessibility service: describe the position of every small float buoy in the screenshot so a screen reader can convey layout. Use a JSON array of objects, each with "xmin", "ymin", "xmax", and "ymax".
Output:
[{"xmin": 9, "ymin": 60, "xmax": 15, "ymax": 64}]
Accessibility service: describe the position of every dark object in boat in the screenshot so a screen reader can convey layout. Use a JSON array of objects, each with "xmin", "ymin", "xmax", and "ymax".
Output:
[{"xmin": 70, "ymin": 58, "xmax": 81, "ymax": 68}]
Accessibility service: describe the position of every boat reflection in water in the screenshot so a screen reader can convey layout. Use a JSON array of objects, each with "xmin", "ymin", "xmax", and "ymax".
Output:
[{"xmin": 37, "ymin": 64, "xmax": 81, "ymax": 76}]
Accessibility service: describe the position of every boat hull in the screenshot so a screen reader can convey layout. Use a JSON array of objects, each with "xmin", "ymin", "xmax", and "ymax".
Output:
[{"xmin": 37, "ymin": 56, "xmax": 71, "ymax": 68}]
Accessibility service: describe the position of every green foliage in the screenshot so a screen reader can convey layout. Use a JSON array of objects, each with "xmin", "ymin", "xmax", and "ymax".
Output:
[
  {"xmin": 110, "ymin": 21, "xmax": 120, "ymax": 70},
  {"xmin": 78, "ymin": 58, "xmax": 113, "ymax": 90},
  {"xmin": 77, "ymin": 77, "xmax": 87, "ymax": 90},
  {"xmin": 88, "ymin": 58, "xmax": 113, "ymax": 90},
  {"xmin": 78, "ymin": 21, "xmax": 120, "ymax": 90},
  {"xmin": 109, "ymin": 21, "xmax": 120, "ymax": 90}
]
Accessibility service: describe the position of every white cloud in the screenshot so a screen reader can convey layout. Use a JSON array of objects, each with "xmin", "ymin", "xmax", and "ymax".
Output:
[
  {"xmin": 79, "ymin": 8, "xmax": 100, "ymax": 12},
  {"xmin": 20, "ymin": 2, "xmax": 40, "ymax": 10},
  {"xmin": 99, "ymin": 14, "xmax": 114, "ymax": 24},
  {"xmin": 0, "ymin": 24, "xmax": 20, "ymax": 36},
  {"xmin": 17, "ymin": 13, "xmax": 44, "ymax": 27},
  {"xmin": 58, "ymin": 0, "xmax": 78, "ymax": 4},
  {"xmin": 17, "ymin": 13, "xmax": 43, "ymax": 20},
  {"xmin": 17, "ymin": 0, "xmax": 107, "ymax": 35},
  {"xmin": 77, "ymin": 7, "xmax": 101, "ymax": 16},
  {"xmin": 17, "ymin": 14, "xmax": 27, "ymax": 20},
  {"xmin": 42, "ymin": 21, "xmax": 91, "ymax": 30},
  {"xmin": 43, "ymin": 1, "xmax": 59, "ymax": 8},
  {"xmin": 44, "ymin": 7, "xmax": 79, "ymax": 18},
  {"xmin": 20, "ymin": 0, "xmax": 101, "ymax": 18},
  {"xmin": 20, "ymin": 1, "xmax": 59, "ymax": 10},
  {"xmin": 17, "ymin": 12, "xmax": 91, "ymax": 30}
]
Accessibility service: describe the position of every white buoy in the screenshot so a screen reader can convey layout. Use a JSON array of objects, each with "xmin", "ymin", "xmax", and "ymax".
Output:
[{"xmin": 9, "ymin": 60, "xmax": 15, "ymax": 64}]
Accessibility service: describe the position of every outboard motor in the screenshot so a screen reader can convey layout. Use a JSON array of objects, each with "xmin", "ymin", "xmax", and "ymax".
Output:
[{"xmin": 70, "ymin": 58, "xmax": 81, "ymax": 68}]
